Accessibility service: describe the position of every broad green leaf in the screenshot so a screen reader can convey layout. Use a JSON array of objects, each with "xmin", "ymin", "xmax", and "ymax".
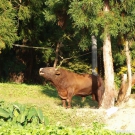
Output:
[
  {"xmin": 0, "ymin": 108, "xmax": 10, "ymax": 118},
  {"xmin": 13, "ymin": 110, "xmax": 19, "ymax": 117},
  {"xmin": 17, "ymin": 113, "xmax": 26, "ymax": 123},
  {"xmin": 44, "ymin": 116, "xmax": 49, "ymax": 125},
  {"xmin": 8, "ymin": 106, "xmax": 14, "ymax": 118},
  {"xmin": 37, "ymin": 108, "xmax": 44, "ymax": 122},
  {"xmin": 13, "ymin": 104, "xmax": 20, "ymax": 112},
  {"xmin": 19, "ymin": 105, "xmax": 26, "ymax": 114},
  {"xmin": 27, "ymin": 108, "xmax": 37, "ymax": 121}
]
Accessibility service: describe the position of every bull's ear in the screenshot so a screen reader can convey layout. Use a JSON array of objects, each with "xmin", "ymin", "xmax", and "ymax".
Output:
[{"xmin": 55, "ymin": 70, "xmax": 60, "ymax": 75}]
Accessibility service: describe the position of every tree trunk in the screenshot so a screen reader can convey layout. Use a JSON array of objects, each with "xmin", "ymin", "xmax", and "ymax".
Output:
[
  {"xmin": 91, "ymin": 35, "xmax": 98, "ymax": 75},
  {"xmin": 116, "ymin": 40, "xmax": 132, "ymax": 105},
  {"xmin": 101, "ymin": 0, "xmax": 115, "ymax": 109},
  {"xmin": 101, "ymin": 33, "xmax": 115, "ymax": 108},
  {"xmin": 116, "ymin": 74, "xmax": 128, "ymax": 105},
  {"xmin": 132, "ymin": 73, "xmax": 135, "ymax": 86},
  {"xmin": 124, "ymin": 40, "xmax": 132, "ymax": 101},
  {"xmin": 53, "ymin": 42, "xmax": 61, "ymax": 68}
]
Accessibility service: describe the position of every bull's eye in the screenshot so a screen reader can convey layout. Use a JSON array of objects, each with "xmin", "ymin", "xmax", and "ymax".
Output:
[{"xmin": 55, "ymin": 69, "xmax": 60, "ymax": 75}]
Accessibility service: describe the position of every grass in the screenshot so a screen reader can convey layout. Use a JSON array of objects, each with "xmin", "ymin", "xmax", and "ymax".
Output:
[{"xmin": 0, "ymin": 82, "xmax": 103, "ymax": 128}]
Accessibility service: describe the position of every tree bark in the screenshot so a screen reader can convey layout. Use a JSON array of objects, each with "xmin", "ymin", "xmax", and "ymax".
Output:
[
  {"xmin": 116, "ymin": 40, "xmax": 132, "ymax": 105},
  {"xmin": 116, "ymin": 74, "xmax": 128, "ymax": 105},
  {"xmin": 53, "ymin": 42, "xmax": 61, "ymax": 68},
  {"xmin": 101, "ymin": 33, "xmax": 115, "ymax": 108},
  {"xmin": 101, "ymin": 0, "xmax": 115, "ymax": 108},
  {"xmin": 91, "ymin": 35, "xmax": 98, "ymax": 75},
  {"xmin": 132, "ymin": 73, "xmax": 135, "ymax": 86},
  {"xmin": 124, "ymin": 40, "xmax": 132, "ymax": 101}
]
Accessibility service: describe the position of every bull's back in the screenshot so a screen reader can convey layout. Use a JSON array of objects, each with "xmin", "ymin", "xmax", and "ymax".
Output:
[
  {"xmin": 61, "ymin": 70, "xmax": 92, "ymax": 88},
  {"xmin": 58, "ymin": 70, "xmax": 93, "ymax": 95},
  {"xmin": 53, "ymin": 68, "xmax": 102, "ymax": 91}
]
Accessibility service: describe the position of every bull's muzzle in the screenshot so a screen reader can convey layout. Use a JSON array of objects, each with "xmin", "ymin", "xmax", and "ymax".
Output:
[{"xmin": 39, "ymin": 68, "xmax": 44, "ymax": 75}]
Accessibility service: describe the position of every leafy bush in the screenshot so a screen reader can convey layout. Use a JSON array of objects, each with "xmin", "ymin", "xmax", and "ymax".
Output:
[
  {"xmin": 67, "ymin": 61, "xmax": 92, "ymax": 74},
  {"xmin": 0, "ymin": 101, "xmax": 49, "ymax": 126},
  {"xmin": 114, "ymin": 53, "xmax": 126, "ymax": 67},
  {"xmin": 114, "ymin": 74, "xmax": 121, "ymax": 90},
  {"xmin": 0, "ymin": 122, "xmax": 133, "ymax": 135}
]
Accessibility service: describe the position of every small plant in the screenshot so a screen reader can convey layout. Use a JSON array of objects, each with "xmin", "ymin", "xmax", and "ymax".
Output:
[{"xmin": 0, "ymin": 101, "xmax": 49, "ymax": 126}]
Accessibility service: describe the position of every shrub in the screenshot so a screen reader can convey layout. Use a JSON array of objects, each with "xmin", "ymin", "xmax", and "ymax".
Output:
[
  {"xmin": 0, "ymin": 122, "xmax": 133, "ymax": 135},
  {"xmin": 67, "ymin": 61, "xmax": 92, "ymax": 74},
  {"xmin": 0, "ymin": 101, "xmax": 49, "ymax": 126}
]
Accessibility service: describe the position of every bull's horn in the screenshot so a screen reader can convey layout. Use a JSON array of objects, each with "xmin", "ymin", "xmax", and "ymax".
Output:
[{"xmin": 55, "ymin": 66, "xmax": 59, "ymax": 70}]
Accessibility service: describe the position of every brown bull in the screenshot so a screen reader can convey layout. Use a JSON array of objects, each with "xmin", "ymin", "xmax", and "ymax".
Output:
[{"xmin": 39, "ymin": 67, "xmax": 104, "ymax": 108}]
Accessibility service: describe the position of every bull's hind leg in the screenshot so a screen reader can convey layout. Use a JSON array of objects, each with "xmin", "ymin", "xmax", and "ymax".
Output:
[
  {"xmin": 96, "ymin": 88, "xmax": 103, "ymax": 108},
  {"xmin": 92, "ymin": 94, "xmax": 96, "ymax": 101}
]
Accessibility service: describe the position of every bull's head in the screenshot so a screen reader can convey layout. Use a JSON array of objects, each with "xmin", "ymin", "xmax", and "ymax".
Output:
[{"xmin": 39, "ymin": 67, "xmax": 61, "ymax": 79}]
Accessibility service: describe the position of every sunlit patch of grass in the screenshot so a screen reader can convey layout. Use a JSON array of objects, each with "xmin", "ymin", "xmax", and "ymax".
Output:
[{"xmin": 0, "ymin": 82, "xmax": 104, "ymax": 127}]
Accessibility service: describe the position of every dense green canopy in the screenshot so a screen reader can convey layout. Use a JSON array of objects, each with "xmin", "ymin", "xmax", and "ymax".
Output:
[
  {"xmin": 0, "ymin": 0, "xmax": 135, "ymax": 88},
  {"xmin": 0, "ymin": 0, "xmax": 18, "ymax": 49}
]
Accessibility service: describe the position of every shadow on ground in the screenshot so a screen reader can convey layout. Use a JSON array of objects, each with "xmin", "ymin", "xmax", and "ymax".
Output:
[
  {"xmin": 41, "ymin": 83, "xmax": 98, "ymax": 108},
  {"xmin": 41, "ymin": 83, "xmax": 59, "ymax": 99}
]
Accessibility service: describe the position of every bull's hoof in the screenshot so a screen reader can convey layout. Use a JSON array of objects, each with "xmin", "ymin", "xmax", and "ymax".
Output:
[
  {"xmin": 63, "ymin": 106, "xmax": 67, "ymax": 109},
  {"xmin": 66, "ymin": 106, "xmax": 72, "ymax": 109}
]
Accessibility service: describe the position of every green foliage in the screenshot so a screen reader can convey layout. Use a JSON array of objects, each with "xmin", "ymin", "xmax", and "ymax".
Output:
[
  {"xmin": 0, "ymin": 122, "xmax": 132, "ymax": 135},
  {"xmin": 68, "ymin": 0, "xmax": 122, "ymax": 38},
  {"xmin": 43, "ymin": 0, "xmax": 57, "ymax": 22},
  {"xmin": 44, "ymin": 0, "xmax": 68, "ymax": 22},
  {"xmin": 114, "ymin": 52, "xmax": 126, "ymax": 66},
  {"xmin": 13, "ymin": 0, "xmax": 47, "ymax": 48},
  {"xmin": 130, "ymin": 43, "xmax": 135, "ymax": 73},
  {"xmin": 0, "ymin": 101, "xmax": 49, "ymax": 126},
  {"xmin": 41, "ymin": 47, "xmax": 54, "ymax": 63},
  {"xmin": 67, "ymin": 61, "xmax": 92, "ymax": 74},
  {"xmin": 0, "ymin": 0, "xmax": 18, "ymax": 49},
  {"xmin": 18, "ymin": 5, "xmax": 31, "ymax": 20},
  {"xmin": 68, "ymin": 0, "xmax": 103, "ymax": 31},
  {"xmin": 118, "ymin": 66, "xmax": 128, "ymax": 76},
  {"xmin": 78, "ymin": 35, "xmax": 91, "ymax": 51},
  {"xmin": 1, "ymin": 0, "xmax": 135, "ymax": 98},
  {"xmin": 114, "ymin": 74, "xmax": 121, "ymax": 90},
  {"xmin": 0, "ymin": 108, "xmax": 10, "ymax": 119},
  {"xmin": 119, "ymin": 1, "xmax": 135, "ymax": 39}
]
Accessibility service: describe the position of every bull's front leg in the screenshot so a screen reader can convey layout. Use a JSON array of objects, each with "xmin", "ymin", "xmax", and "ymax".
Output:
[
  {"xmin": 58, "ymin": 90, "xmax": 68, "ymax": 108},
  {"xmin": 61, "ymin": 99, "xmax": 67, "ymax": 108},
  {"xmin": 66, "ymin": 89, "xmax": 74, "ymax": 108},
  {"xmin": 66, "ymin": 98, "xmax": 72, "ymax": 108}
]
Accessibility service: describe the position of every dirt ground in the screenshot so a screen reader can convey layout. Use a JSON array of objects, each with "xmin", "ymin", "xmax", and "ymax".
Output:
[
  {"xmin": 75, "ymin": 95, "xmax": 135, "ymax": 134},
  {"xmin": 96, "ymin": 97, "xmax": 135, "ymax": 134}
]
